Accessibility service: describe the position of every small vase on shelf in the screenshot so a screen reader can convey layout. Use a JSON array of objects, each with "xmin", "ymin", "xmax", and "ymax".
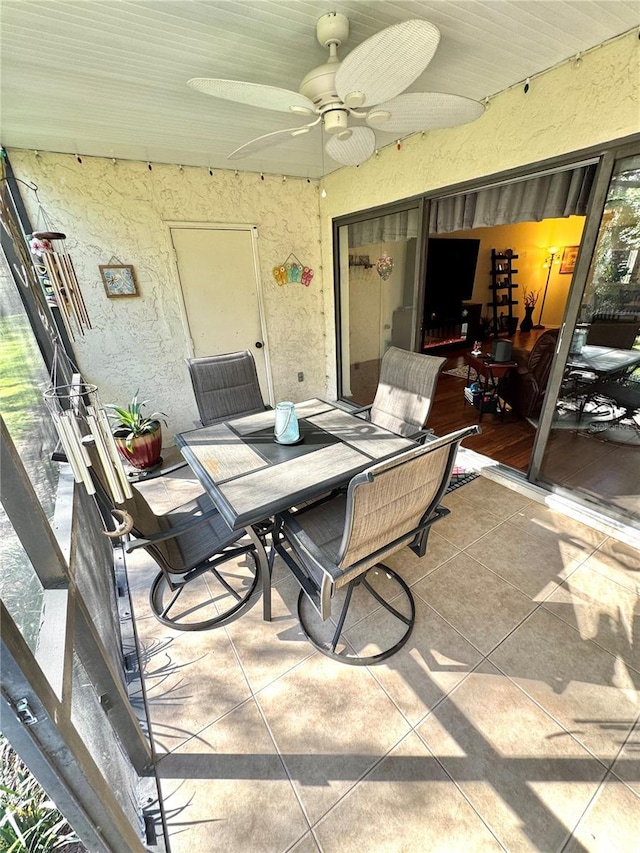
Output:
[{"xmin": 520, "ymin": 306, "xmax": 535, "ymax": 332}]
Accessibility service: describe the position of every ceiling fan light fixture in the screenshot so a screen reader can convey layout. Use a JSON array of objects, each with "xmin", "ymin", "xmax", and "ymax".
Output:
[
  {"xmin": 343, "ymin": 91, "xmax": 365, "ymax": 108},
  {"xmin": 336, "ymin": 129, "xmax": 353, "ymax": 141},
  {"xmin": 323, "ymin": 108, "xmax": 349, "ymax": 135}
]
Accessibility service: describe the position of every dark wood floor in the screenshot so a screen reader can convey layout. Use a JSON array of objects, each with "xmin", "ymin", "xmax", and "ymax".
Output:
[{"xmin": 349, "ymin": 331, "xmax": 552, "ymax": 472}]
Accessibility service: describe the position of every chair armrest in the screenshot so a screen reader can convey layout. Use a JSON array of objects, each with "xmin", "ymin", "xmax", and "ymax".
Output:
[
  {"xmin": 278, "ymin": 509, "xmax": 339, "ymax": 581},
  {"xmin": 125, "ymin": 505, "xmax": 221, "ymax": 551},
  {"xmin": 408, "ymin": 427, "xmax": 435, "ymax": 443},
  {"xmin": 350, "ymin": 404, "xmax": 372, "ymax": 419},
  {"xmin": 511, "ymin": 347, "xmax": 531, "ymax": 372},
  {"xmin": 126, "ymin": 459, "xmax": 189, "ymax": 483}
]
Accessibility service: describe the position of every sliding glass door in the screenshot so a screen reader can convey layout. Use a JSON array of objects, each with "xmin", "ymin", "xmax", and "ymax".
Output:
[
  {"xmin": 336, "ymin": 205, "xmax": 421, "ymax": 403},
  {"xmin": 535, "ymin": 154, "xmax": 640, "ymax": 521}
]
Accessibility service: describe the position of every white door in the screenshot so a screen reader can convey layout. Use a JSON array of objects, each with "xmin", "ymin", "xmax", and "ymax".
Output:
[{"xmin": 170, "ymin": 225, "xmax": 273, "ymax": 404}]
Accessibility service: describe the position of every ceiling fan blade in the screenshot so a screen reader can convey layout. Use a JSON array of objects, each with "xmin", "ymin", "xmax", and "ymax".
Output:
[
  {"xmin": 367, "ymin": 92, "xmax": 485, "ymax": 135},
  {"xmin": 325, "ymin": 127, "xmax": 375, "ymax": 167},
  {"xmin": 188, "ymin": 78, "xmax": 316, "ymax": 115},
  {"xmin": 228, "ymin": 120, "xmax": 320, "ymax": 160},
  {"xmin": 335, "ymin": 20, "xmax": 440, "ymax": 108}
]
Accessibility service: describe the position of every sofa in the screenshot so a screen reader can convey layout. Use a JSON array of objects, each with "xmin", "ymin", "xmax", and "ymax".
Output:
[{"xmin": 498, "ymin": 328, "xmax": 560, "ymax": 419}]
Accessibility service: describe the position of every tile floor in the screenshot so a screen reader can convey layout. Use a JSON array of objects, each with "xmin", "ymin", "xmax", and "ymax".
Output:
[{"xmin": 126, "ymin": 467, "xmax": 640, "ymax": 853}]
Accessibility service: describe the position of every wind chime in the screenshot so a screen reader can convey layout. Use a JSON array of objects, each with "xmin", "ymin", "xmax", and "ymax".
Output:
[
  {"xmin": 29, "ymin": 198, "xmax": 91, "ymax": 341},
  {"xmin": 44, "ymin": 350, "xmax": 134, "ymax": 532}
]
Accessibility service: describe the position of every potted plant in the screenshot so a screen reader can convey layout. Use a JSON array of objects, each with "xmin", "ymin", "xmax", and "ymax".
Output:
[{"xmin": 107, "ymin": 392, "xmax": 167, "ymax": 470}]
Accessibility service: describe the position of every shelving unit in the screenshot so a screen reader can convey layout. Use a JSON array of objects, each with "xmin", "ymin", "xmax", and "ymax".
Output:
[{"xmin": 489, "ymin": 249, "xmax": 519, "ymax": 336}]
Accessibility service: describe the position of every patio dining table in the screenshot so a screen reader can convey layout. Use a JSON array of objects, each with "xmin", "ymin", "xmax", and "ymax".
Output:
[
  {"xmin": 175, "ymin": 398, "xmax": 417, "ymax": 621},
  {"xmin": 567, "ymin": 344, "xmax": 640, "ymax": 379}
]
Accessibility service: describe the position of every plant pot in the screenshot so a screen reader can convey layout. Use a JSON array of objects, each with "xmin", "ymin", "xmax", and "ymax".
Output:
[
  {"xmin": 114, "ymin": 423, "xmax": 162, "ymax": 469},
  {"xmin": 520, "ymin": 306, "xmax": 535, "ymax": 332}
]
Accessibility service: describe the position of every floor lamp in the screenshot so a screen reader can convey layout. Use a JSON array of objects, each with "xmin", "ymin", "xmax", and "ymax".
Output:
[{"xmin": 533, "ymin": 246, "xmax": 559, "ymax": 329}]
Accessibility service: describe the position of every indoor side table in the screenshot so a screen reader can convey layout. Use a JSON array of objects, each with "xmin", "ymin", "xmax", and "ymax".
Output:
[{"xmin": 464, "ymin": 352, "xmax": 517, "ymax": 421}]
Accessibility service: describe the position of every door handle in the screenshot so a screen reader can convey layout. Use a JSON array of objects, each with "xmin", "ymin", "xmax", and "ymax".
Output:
[{"xmin": 255, "ymin": 341, "xmax": 263, "ymax": 348}]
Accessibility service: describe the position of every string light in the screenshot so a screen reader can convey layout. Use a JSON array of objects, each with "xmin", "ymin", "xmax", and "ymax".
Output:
[
  {"xmin": 147, "ymin": 162, "xmax": 152, "ymax": 171},
  {"xmin": 76, "ymin": 154, "xmax": 82, "ymax": 164},
  {"xmin": 282, "ymin": 175, "xmax": 287, "ymax": 183},
  {"xmin": 209, "ymin": 167, "xmax": 214, "ymax": 176},
  {"xmin": 524, "ymin": 78, "xmax": 530, "ymax": 94},
  {"xmin": 112, "ymin": 158, "xmax": 117, "ymax": 165},
  {"xmin": 574, "ymin": 52, "xmax": 583, "ymax": 68},
  {"xmin": 178, "ymin": 164, "xmax": 184, "ymax": 172},
  {"xmin": 396, "ymin": 140, "xmax": 402, "ymax": 151},
  {"xmin": 260, "ymin": 172, "xmax": 264, "ymax": 181},
  {"xmin": 234, "ymin": 170, "xmax": 239, "ymax": 177}
]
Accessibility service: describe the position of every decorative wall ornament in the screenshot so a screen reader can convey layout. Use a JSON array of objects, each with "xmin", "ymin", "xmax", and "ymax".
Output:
[
  {"xmin": 272, "ymin": 252, "xmax": 314, "ymax": 287},
  {"xmin": 376, "ymin": 253, "xmax": 394, "ymax": 281},
  {"xmin": 559, "ymin": 245, "xmax": 579, "ymax": 274},
  {"xmin": 99, "ymin": 263, "xmax": 138, "ymax": 297}
]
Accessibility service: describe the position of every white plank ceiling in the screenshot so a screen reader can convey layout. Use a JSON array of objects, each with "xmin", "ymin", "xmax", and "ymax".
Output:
[{"xmin": 1, "ymin": 0, "xmax": 638, "ymax": 178}]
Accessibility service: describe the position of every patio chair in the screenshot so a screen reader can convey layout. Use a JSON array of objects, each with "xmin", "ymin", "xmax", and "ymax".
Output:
[
  {"xmin": 87, "ymin": 443, "xmax": 259, "ymax": 630},
  {"xmin": 586, "ymin": 378, "xmax": 640, "ymax": 440},
  {"xmin": 349, "ymin": 347, "xmax": 446, "ymax": 440},
  {"xmin": 273, "ymin": 425, "xmax": 479, "ymax": 665},
  {"xmin": 186, "ymin": 349, "xmax": 266, "ymax": 426}
]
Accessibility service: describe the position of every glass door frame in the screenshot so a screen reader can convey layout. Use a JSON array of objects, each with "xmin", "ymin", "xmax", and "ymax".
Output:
[
  {"xmin": 332, "ymin": 197, "xmax": 426, "ymax": 400},
  {"xmin": 529, "ymin": 140, "xmax": 640, "ymax": 515}
]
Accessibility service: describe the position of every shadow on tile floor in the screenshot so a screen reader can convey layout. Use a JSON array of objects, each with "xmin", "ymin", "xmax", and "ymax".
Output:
[{"xmin": 127, "ymin": 471, "xmax": 640, "ymax": 852}]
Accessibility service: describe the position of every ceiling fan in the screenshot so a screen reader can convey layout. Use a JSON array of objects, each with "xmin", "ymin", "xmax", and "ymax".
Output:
[{"xmin": 187, "ymin": 12, "xmax": 485, "ymax": 168}]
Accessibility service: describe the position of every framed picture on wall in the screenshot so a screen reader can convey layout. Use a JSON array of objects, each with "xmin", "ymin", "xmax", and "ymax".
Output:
[
  {"xmin": 559, "ymin": 246, "xmax": 579, "ymax": 275},
  {"xmin": 99, "ymin": 264, "xmax": 138, "ymax": 297}
]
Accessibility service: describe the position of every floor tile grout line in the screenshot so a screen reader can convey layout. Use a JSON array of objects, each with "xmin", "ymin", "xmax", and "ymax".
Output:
[
  {"xmin": 518, "ymin": 601, "xmax": 640, "ymax": 679},
  {"xmin": 455, "ymin": 544, "xmax": 586, "ymax": 606},
  {"xmin": 303, "ymin": 728, "xmax": 444, "ymax": 843},
  {"xmin": 487, "ymin": 655, "xmax": 626, "ymax": 778},
  {"xmin": 538, "ymin": 599, "xmax": 640, "ymax": 678},
  {"xmin": 411, "ymin": 581, "xmax": 544, "ymax": 659},
  {"xmin": 411, "ymin": 727, "xmax": 508, "ymax": 852},
  {"xmin": 578, "ymin": 557, "xmax": 640, "ymax": 597},
  {"xmin": 600, "ymin": 706, "xmax": 640, "ymax": 798},
  {"xmin": 404, "ymin": 656, "xmax": 490, "ymax": 733},
  {"xmin": 558, "ymin": 767, "xmax": 616, "ymax": 853},
  {"xmin": 251, "ymin": 688, "xmax": 318, "ymax": 845},
  {"xmin": 152, "ymin": 695, "xmax": 257, "ymax": 764},
  {"xmin": 221, "ymin": 615, "xmax": 319, "ymax": 841}
]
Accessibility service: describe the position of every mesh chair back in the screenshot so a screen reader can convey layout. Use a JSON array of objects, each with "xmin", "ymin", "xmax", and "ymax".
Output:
[
  {"xmin": 186, "ymin": 350, "xmax": 265, "ymax": 426},
  {"xmin": 337, "ymin": 427, "xmax": 469, "ymax": 573},
  {"xmin": 369, "ymin": 347, "xmax": 446, "ymax": 436},
  {"xmin": 586, "ymin": 321, "xmax": 639, "ymax": 350}
]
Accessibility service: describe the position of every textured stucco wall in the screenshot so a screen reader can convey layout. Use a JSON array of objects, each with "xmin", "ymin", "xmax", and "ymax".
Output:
[
  {"xmin": 8, "ymin": 153, "xmax": 325, "ymax": 437},
  {"xmin": 320, "ymin": 31, "xmax": 640, "ymax": 394}
]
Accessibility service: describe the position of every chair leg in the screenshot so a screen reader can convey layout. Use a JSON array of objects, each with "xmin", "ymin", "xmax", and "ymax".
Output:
[
  {"xmin": 149, "ymin": 551, "xmax": 259, "ymax": 631},
  {"xmin": 297, "ymin": 563, "xmax": 415, "ymax": 666}
]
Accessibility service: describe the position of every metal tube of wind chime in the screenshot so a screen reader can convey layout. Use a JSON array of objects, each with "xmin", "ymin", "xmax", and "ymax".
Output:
[{"xmin": 44, "ymin": 380, "xmax": 133, "ymax": 505}]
